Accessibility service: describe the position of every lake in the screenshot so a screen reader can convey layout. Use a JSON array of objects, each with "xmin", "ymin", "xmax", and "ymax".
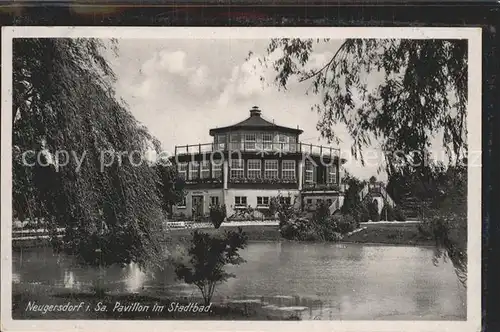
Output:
[{"xmin": 12, "ymin": 241, "xmax": 466, "ymax": 320}]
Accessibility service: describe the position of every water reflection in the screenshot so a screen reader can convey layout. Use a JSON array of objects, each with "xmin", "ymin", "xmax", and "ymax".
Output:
[{"xmin": 12, "ymin": 242, "xmax": 466, "ymax": 320}]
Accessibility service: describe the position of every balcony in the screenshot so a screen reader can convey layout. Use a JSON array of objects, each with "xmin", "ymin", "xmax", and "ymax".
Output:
[
  {"xmin": 184, "ymin": 177, "xmax": 223, "ymax": 185},
  {"xmin": 302, "ymin": 183, "xmax": 345, "ymax": 192},
  {"xmin": 229, "ymin": 176, "xmax": 298, "ymax": 184},
  {"xmin": 174, "ymin": 142, "xmax": 341, "ymax": 159}
]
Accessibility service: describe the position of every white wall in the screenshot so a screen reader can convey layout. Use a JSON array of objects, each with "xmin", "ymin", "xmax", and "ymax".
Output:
[{"xmin": 224, "ymin": 188, "xmax": 300, "ymax": 217}]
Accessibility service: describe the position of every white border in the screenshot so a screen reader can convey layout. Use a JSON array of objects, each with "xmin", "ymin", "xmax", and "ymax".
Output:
[{"xmin": 1, "ymin": 27, "xmax": 482, "ymax": 332}]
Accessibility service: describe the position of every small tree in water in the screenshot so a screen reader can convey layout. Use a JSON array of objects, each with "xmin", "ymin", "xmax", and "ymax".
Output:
[{"xmin": 174, "ymin": 228, "xmax": 248, "ymax": 305}]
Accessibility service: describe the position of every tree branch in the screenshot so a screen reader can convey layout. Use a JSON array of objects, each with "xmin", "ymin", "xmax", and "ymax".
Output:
[{"xmin": 299, "ymin": 40, "xmax": 349, "ymax": 83}]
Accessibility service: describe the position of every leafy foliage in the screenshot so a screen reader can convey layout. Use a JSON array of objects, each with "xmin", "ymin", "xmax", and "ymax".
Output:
[
  {"xmin": 259, "ymin": 38, "xmax": 467, "ymax": 284},
  {"xmin": 420, "ymin": 163, "xmax": 467, "ymax": 285},
  {"xmin": 330, "ymin": 214, "xmax": 357, "ymax": 234},
  {"xmin": 154, "ymin": 162, "xmax": 185, "ymax": 216},
  {"xmin": 269, "ymin": 194, "xmax": 299, "ymax": 227},
  {"xmin": 340, "ymin": 172, "xmax": 368, "ymax": 222},
  {"xmin": 209, "ymin": 204, "xmax": 227, "ymax": 229},
  {"xmin": 12, "ymin": 38, "xmax": 165, "ymax": 267},
  {"xmin": 260, "ymin": 39, "xmax": 467, "ymax": 169},
  {"xmin": 174, "ymin": 228, "xmax": 248, "ymax": 305},
  {"xmin": 380, "ymin": 202, "xmax": 396, "ymax": 221},
  {"xmin": 368, "ymin": 200, "xmax": 380, "ymax": 222}
]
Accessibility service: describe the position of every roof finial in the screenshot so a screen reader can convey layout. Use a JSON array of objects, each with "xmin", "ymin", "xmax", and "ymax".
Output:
[{"xmin": 250, "ymin": 106, "xmax": 261, "ymax": 117}]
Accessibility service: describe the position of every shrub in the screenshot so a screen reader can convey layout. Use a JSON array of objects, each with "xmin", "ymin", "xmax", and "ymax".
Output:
[
  {"xmin": 174, "ymin": 228, "xmax": 248, "ymax": 305},
  {"xmin": 380, "ymin": 203, "xmax": 396, "ymax": 221},
  {"xmin": 209, "ymin": 204, "xmax": 227, "ymax": 229},
  {"xmin": 394, "ymin": 206, "xmax": 406, "ymax": 221},
  {"xmin": 368, "ymin": 200, "xmax": 380, "ymax": 222},
  {"xmin": 359, "ymin": 205, "xmax": 370, "ymax": 222},
  {"xmin": 270, "ymin": 194, "xmax": 299, "ymax": 227},
  {"xmin": 331, "ymin": 214, "xmax": 357, "ymax": 234},
  {"xmin": 279, "ymin": 217, "xmax": 311, "ymax": 240}
]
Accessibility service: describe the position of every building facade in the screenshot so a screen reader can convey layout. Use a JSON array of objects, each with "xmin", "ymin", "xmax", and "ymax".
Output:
[{"xmin": 171, "ymin": 106, "xmax": 347, "ymax": 219}]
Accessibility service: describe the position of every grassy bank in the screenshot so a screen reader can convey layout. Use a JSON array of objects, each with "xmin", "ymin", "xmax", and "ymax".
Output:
[
  {"xmin": 12, "ymin": 283, "xmax": 292, "ymax": 320},
  {"xmin": 343, "ymin": 225, "xmax": 434, "ymax": 246},
  {"xmin": 169, "ymin": 224, "xmax": 282, "ymax": 244},
  {"xmin": 13, "ymin": 223, "xmax": 434, "ymax": 249}
]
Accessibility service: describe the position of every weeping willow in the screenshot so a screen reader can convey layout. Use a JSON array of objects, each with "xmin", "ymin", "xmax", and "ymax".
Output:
[
  {"xmin": 13, "ymin": 38, "xmax": 165, "ymax": 267},
  {"xmin": 259, "ymin": 38, "xmax": 468, "ymax": 285}
]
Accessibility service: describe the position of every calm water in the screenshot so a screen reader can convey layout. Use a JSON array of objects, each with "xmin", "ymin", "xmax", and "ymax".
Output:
[{"xmin": 12, "ymin": 242, "xmax": 466, "ymax": 320}]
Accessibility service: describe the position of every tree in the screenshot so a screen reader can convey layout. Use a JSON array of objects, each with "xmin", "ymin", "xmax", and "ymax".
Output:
[
  {"xmin": 209, "ymin": 203, "xmax": 227, "ymax": 229},
  {"xmin": 269, "ymin": 193, "xmax": 298, "ymax": 227},
  {"xmin": 174, "ymin": 228, "xmax": 248, "ymax": 305},
  {"xmin": 258, "ymin": 38, "xmax": 467, "ymax": 283},
  {"xmin": 368, "ymin": 200, "xmax": 380, "ymax": 222},
  {"xmin": 340, "ymin": 172, "xmax": 367, "ymax": 223},
  {"xmin": 154, "ymin": 162, "xmax": 185, "ymax": 216},
  {"xmin": 258, "ymin": 39, "xmax": 466, "ymax": 168},
  {"xmin": 13, "ymin": 38, "xmax": 165, "ymax": 268}
]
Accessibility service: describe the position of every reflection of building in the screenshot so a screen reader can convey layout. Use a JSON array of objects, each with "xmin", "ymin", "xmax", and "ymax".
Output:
[{"xmin": 171, "ymin": 106, "xmax": 347, "ymax": 219}]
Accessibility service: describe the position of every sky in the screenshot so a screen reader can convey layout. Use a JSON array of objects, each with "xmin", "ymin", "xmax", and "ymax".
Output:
[{"xmin": 103, "ymin": 38, "xmax": 441, "ymax": 182}]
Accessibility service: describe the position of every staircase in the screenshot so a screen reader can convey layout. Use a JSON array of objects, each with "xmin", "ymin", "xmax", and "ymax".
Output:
[
  {"xmin": 358, "ymin": 184, "xmax": 395, "ymax": 207},
  {"xmin": 328, "ymin": 197, "xmax": 340, "ymax": 215}
]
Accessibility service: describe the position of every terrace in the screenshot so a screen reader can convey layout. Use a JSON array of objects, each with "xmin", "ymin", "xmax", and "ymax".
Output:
[{"xmin": 174, "ymin": 142, "xmax": 341, "ymax": 159}]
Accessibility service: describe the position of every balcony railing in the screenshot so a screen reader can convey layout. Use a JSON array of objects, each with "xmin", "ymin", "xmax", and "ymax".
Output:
[
  {"xmin": 183, "ymin": 176, "xmax": 223, "ymax": 184},
  {"xmin": 229, "ymin": 176, "xmax": 298, "ymax": 184},
  {"xmin": 302, "ymin": 183, "xmax": 345, "ymax": 192},
  {"xmin": 175, "ymin": 142, "xmax": 340, "ymax": 158}
]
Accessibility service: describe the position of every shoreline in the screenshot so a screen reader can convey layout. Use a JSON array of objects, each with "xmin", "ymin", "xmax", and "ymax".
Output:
[{"xmin": 12, "ymin": 223, "xmax": 434, "ymax": 249}]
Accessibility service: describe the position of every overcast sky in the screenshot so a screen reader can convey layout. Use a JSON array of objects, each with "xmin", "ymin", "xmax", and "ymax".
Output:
[{"xmin": 104, "ymin": 39, "xmax": 434, "ymax": 182}]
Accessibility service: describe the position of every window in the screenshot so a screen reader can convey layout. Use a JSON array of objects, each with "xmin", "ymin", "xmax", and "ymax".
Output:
[
  {"xmin": 235, "ymin": 196, "xmax": 247, "ymax": 207},
  {"xmin": 247, "ymin": 159, "xmax": 261, "ymax": 179},
  {"xmin": 230, "ymin": 133, "xmax": 241, "ymax": 150},
  {"xmin": 201, "ymin": 160, "xmax": 210, "ymax": 179},
  {"xmin": 263, "ymin": 133, "xmax": 273, "ymax": 150},
  {"xmin": 230, "ymin": 159, "xmax": 244, "ymax": 178},
  {"xmin": 215, "ymin": 134, "xmax": 226, "ymax": 150},
  {"xmin": 289, "ymin": 136, "xmax": 297, "ymax": 152},
  {"xmin": 177, "ymin": 195, "xmax": 187, "ymax": 208},
  {"xmin": 189, "ymin": 161, "xmax": 199, "ymax": 180},
  {"xmin": 326, "ymin": 165, "xmax": 337, "ymax": 184},
  {"xmin": 305, "ymin": 160, "xmax": 315, "ymax": 183},
  {"xmin": 212, "ymin": 160, "xmax": 222, "ymax": 178},
  {"xmin": 210, "ymin": 196, "xmax": 219, "ymax": 206},
  {"xmin": 279, "ymin": 196, "xmax": 292, "ymax": 205},
  {"xmin": 282, "ymin": 160, "xmax": 296, "ymax": 179},
  {"xmin": 257, "ymin": 196, "xmax": 270, "ymax": 206},
  {"xmin": 264, "ymin": 160, "xmax": 279, "ymax": 179},
  {"xmin": 326, "ymin": 198, "xmax": 333, "ymax": 206},
  {"xmin": 244, "ymin": 133, "xmax": 256, "ymax": 150},
  {"xmin": 306, "ymin": 199, "xmax": 313, "ymax": 205},
  {"xmin": 278, "ymin": 134, "xmax": 288, "ymax": 152},
  {"xmin": 178, "ymin": 163, "xmax": 187, "ymax": 180}
]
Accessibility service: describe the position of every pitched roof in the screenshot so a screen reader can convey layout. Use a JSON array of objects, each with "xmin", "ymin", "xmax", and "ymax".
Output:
[{"xmin": 209, "ymin": 106, "xmax": 303, "ymax": 136}]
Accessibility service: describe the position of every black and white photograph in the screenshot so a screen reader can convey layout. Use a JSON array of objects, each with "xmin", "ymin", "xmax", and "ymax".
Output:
[{"xmin": 1, "ymin": 27, "xmax": 481, "ymax": 331}]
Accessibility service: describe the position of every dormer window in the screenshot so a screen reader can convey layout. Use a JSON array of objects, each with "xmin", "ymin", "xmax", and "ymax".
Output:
[
  {"xmin": 244, "ymin": 133, "xmax": 256, "ymax": 150},
  {"xmin": 263, "ymin": 133, "xmax": 273, "ymax": 150},
  {"xmin": 278, "ymin": 134, "xmax": 288, "ymax": 152},
  {"xmin": 215, "ymin": 134, "xmax": 226, "ymax": 150},
  {"xmin": 230, "ymin": 133, "xmax": 241, "ymax": 150},
  {"xmin": 178, "ymin": 162, "xmax": 187, "ymax": 180},
  {"xmin": 189, "ymin": 161, "xmax": 200, "ymax": 180}
]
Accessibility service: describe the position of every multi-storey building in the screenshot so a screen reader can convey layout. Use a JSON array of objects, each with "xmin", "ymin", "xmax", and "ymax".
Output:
[{"xmin": 171, "ymin": 106, "xmax": 347, "ymax": 219}]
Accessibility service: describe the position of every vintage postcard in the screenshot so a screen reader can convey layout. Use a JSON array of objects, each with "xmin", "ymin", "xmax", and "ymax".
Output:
[{"xmin": 1, "ymin": 27, "xmax": 481, "ymax": 331}]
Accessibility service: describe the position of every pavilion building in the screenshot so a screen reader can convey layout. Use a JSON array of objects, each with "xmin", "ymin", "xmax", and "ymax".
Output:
[{"xmin": 171, "ymin": 106, "xmax": 347, "ymax": 219}]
